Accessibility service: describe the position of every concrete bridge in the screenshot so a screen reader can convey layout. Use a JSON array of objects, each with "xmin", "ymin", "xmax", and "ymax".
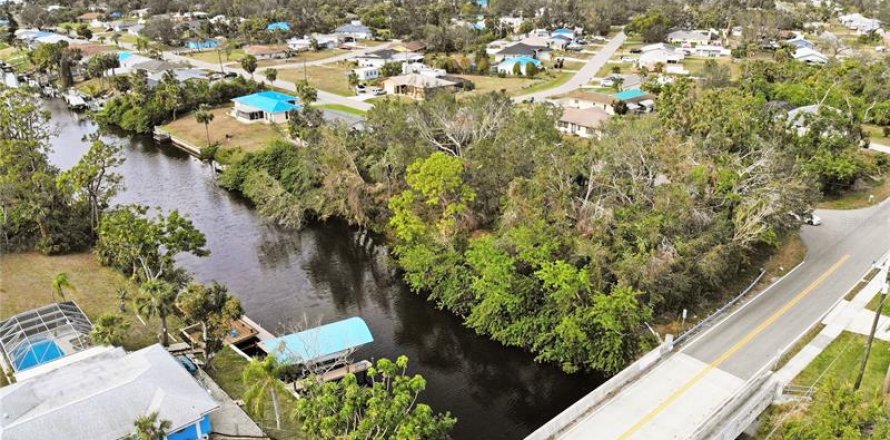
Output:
[{"xmin": 528, "ymin": 198, "xmax": 890, "ymax": 440}]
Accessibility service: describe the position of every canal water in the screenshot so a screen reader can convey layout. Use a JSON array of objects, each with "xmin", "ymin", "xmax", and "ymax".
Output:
[{"xmin": 45, "ymin": 99, "xmax": 604, "ymax": 440}]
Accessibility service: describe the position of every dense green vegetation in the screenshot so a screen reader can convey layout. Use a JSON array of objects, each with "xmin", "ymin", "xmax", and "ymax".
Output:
[{"xmin": 212, "ymin": 51, "xmax": 890, "ymax": 373}]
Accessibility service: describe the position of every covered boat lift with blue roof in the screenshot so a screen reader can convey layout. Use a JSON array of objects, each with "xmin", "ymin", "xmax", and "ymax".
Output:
[{"xmin": 259, "ymin": 317, "xmax": 374, "ymax": 367}]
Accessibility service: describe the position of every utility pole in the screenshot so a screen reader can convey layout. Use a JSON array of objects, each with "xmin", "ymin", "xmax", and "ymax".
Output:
[{"xmin": 855, "ymin": 269, "xmax": 890, "ymax": 390}]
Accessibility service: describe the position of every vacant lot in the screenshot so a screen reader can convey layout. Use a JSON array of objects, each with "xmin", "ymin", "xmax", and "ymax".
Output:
[
  {"xmin": 186, "ymin": 48, "xmax": 245, "ymax": 65},
  {"xmin": 455, "ymin": 74, "xmax": 542, "ymax": 96},
  {"xmin": 278, "ymin": 63, "xmax": 354, "ymax": 96},
  {"xmin": 683, "ymin": 57, "xmax": 743, "ymax": 78},
  {"xmin": 162, "ymin": 106, "xmax": 285, "ymax": 153},
  {"xmin": 0, "ymin": 252, "xmax": 184, "ymax": 351},
  {"xmin": 262, "ymin": 49, "xmax": 348, "ymax": 67}
]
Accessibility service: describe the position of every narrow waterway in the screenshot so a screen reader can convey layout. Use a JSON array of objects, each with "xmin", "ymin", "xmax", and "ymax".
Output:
[{"xmin": 45, "ymin": 99, "xmax": 604, "ymax": 440}]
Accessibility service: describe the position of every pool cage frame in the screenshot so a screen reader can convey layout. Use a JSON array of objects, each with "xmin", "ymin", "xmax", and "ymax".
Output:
[{"xmin": 0, "ymin": 301, "xmax": 93, "ymax": 373}]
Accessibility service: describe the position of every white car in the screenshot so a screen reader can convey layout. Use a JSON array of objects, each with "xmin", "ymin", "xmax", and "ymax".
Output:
[{"xmin": 806, "ymin": 214, "xmax": 822, "ymax": 226}]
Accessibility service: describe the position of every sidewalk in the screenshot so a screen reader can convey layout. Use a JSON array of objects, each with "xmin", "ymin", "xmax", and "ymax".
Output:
[
  {"xmin": 774, "ymin": 258, "xmax": 890, "ymax": 387},
  {"xmin": 197, "ymin": 370, "xmax": 268, "ymax": 438}
]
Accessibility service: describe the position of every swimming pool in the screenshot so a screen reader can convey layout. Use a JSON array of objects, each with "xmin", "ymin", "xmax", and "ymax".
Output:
[{"xmin": 12, "ymin": 339, "xmax": 66, "ymax": 371}]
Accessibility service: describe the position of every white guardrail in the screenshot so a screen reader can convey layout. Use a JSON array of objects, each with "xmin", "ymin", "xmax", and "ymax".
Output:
[{"xmin": 524, "ymin": 336, "xmax": 674, "ymax": 440}]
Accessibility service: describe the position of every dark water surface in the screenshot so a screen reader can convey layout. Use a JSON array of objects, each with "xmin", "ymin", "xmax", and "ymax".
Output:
[{"xmin": 45, "ymin": 99, "xmax": 604, "ymax": 440}]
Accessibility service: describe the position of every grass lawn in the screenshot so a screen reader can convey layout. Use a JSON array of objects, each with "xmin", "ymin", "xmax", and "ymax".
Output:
[
  {"xmin": 314, "ymin": 103, "xmax": 367, "ymax": 116},
  {"xmin": 210, "ymin": 348, "xmax": 305, "ymax": 440},
  {"xmin": 0, "ymin": 47, "xmax": 32, "ymax": 70},
  {"xmin": 818, "ymin": 163, "xmax": 890, "ymax": 210},
  {"xmin": 559, "ymin": 61, "xmax": 586, "ymax": 71},
  {"xmin": 865, "ymin": 124, "xmax": 890, "ymax": 146},
  {"xmin": 186, "ymin": 48, "xmax": 245, "ymax": 65},
  {"xmin": 75, "ymin": 78, "xmax": 113, "ymax": 97},
  {"xmin": 865, "ymin": 289, "xmax": 890, "ymax": 315},
  {"xmin": 792, "ymin": 331, "xmax": 890, "ymax": 397},
  {"xmin": 456, "ymin": 74, "xmax": 541, "ymax": 96},
  {"xmin": 278, "ymin": 64, "xmax": 353, "ymax": 96},
  {"xmin": 161, "ymin": 106, "xmax": 286, "ymax": 153},
  {"xmin": 683, "ymin": 57, "xmax": 743, "ymax": 78},
  {"xmin": 596, "ymin": 61, "xmax": 633, "ymax": 78},
  {"xmin": 275, "ymin": 49, "xmax": 348, "ymax": 65},
  {"xmin": 520, "ymin": 72, "xmax": 573, "ymax": 95},
  {"xmin": 0, "ymin": 252, "xmax": 184, "ymax": 351}
]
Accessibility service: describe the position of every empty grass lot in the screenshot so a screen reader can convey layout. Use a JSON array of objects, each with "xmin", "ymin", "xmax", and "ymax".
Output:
[
  {"xmin": 456, "ymin": 74, "xmax": 541, "ymax": 96},
  {"xmin": 161, "ymin": 106, "xmax": 285, "ymax": 153},
  {"xmin": 186, "ymin": 48, "xmax": 245, "ymax": 65},
  {"xmin": 0, "ymin": 252, "xmax": 184, "ymax": 351},
  {"xmin": 278, "ymin": 64, "xmax": 354, "ymax": 96}
]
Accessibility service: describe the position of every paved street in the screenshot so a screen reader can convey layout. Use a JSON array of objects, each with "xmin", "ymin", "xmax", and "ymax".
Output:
[
  {"xmin": 555, "ymin": 197, "xmax": 890, "ymax": 439},
  {"xmin": 513, "ymin": 31, "xmax": 626, "ymax": 103}
]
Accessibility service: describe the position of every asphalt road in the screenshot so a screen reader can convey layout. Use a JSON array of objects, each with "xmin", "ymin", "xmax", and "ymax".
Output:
[
  {"xmin": 552, "ymin": 197, "xmax": 890, "ymax": 439},
  {"xmin": 683, "ymin": 198, "xmax": 890, "ymax": 377},
  {"xmin": 512, "ymin": 31, "xmax": 626, "ymax": 103}
]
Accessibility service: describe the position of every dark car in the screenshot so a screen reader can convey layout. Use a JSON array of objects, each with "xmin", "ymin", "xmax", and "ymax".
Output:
[{"xmin": 178, "ymin": 355, "xmax": 199, "ymax": 375}]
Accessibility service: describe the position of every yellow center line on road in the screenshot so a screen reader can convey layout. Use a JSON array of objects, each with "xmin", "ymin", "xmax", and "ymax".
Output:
[{"xmin": 616, "ymin": 254, "xmax": 850, "ymax": 440}]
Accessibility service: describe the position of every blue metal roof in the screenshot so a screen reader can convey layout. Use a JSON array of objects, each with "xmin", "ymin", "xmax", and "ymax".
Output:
[
  {"xmin": 498, "ymin": 56, "xmax": 542, "ymax": 68},
  {"xmin": 267, "ymin": 22, "xmax": 290, "ymax": 31},
  {"xmin": 232, "ymin": 91, "xmax": 302, "ymax": 114},
  {"xmin": 614, "ymin": 89, "xmax": 648, "ymax": 101},
  {"xmin": 261, "ymin": 317, "xmax": 374, "ymax": 364}
]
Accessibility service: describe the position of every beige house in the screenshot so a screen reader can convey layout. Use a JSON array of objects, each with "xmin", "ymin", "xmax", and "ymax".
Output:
[
  {"xmin": 382, "ymin": 74, "xmax": 458, "ymax": 99},
  {"xmin": 558, "ymin": 107, "xmax": 610, "ymax": 138}
]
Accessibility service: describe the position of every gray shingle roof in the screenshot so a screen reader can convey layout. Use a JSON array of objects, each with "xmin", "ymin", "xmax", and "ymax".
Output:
[{"xmin": 0, "ymin": 344, "xmax": 219, "ymax": 440}]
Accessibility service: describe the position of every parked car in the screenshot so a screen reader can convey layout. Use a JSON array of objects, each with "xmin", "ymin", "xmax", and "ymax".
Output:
[
  {"xmin": 369, "ymin": 87, "xmax": 385, "ymax": 96},
  {"xmin": 354, "ymin": 84, "xmax": 367, "ymax": 94}
]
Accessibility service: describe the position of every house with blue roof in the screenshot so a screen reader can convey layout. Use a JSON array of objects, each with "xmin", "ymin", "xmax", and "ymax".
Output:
[
  {"xmin": 497, "ymin": 56, "xmax": 543, "ymax": 75},
  {"xmin": 185, "ymin": 38, "xmax": 219, "ymax": 50},
  {"xmin": 267, "ymin": 21, "xmax": 291, "ymax": 32},
  {"xmin": 232, "ymin": 91, "xmax": 303, "ymax": 124}
]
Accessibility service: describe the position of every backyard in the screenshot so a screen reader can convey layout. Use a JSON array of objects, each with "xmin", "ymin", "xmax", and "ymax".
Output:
[
  {"xmin": 277, "ymin": 63, "xmax": 354, "ymax": 96},
  {"xmin": 161, "ymin": 106, "xmax": 286, "ymax": 153},
  {"xmin": 0, "ymin": 252, "xmax": 183, "ymax": 351}
]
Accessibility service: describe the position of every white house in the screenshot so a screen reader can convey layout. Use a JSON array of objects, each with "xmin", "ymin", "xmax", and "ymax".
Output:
[
  {"xmin": 785, "ymin": 35, "xmax": 815, "ymax": 49},
  {"xmin": 557, "ymin": 107, "xmax": 610, "ymax": 138},
  {"xmin": 637, "ymin": 45, "xmax": 684, "ymax": 69},
  {"xmin": 353, "ymin": 66, "xmax": 380, "ymax": 81},
  {"xmin": 402, "ymin": 63, "xmax": 446, "ymax": 77},
  {"xmin": 839, "ymin": 13, "xmax": 882, "ymax": 33},
  {"xmin": 287, "ymin": 33, "xmax": 342, "ymax": 51},
  {"xmin": 666, "ymin": 29, "xmax": 713, "ymax": 46},
  {"xmin": 688, "ymin": 44, "xmax": 731, "ymax": 57},
  {"xmin": 793, "ymin": 47, "xmax": 828, "ymax": 64},
  {"xmin": 354, "ymin": 49, "xmax": 423, "ymax": 68},
  {"xmin": 334, "ymin": 21, "xmax": 373, "ymax": 41}
]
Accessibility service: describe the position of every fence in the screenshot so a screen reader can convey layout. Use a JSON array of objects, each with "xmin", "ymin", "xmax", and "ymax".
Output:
[{"xmin": 524, "ymin": 336, "xmax": 674, "ymax": 440}]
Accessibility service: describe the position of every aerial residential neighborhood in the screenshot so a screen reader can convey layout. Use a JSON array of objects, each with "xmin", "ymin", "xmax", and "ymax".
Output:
[{"xmin": 1, "ymin": 1, "xmax": 890, "ymax": 440}]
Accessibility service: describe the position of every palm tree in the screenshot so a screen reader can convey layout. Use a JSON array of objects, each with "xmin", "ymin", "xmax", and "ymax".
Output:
[
  {"xmin": 243, "ymin": 354, "xmax": 288, "ymax": 430},
  {"xmin": 134, "ymin": 280, "xmax": 178, "ymax": 346},
  {"xmin": 51, "ymin": 272, "xmax": 76, "ymax": 301},
  {"xmin": 194, "ymin": 105, "xmax": 215, "ymax": 146},
  {"xmin": 91, "ymin": 313, "xmax": 131, "ymax": 346},
  {"xmin": 135, "ymin": 37, "xmax": 150, "ymax": 53},
  {"xmin": 133, "ymin": 412, "xmax": 172, "ymax": 440},
  {"xmin": 264, "ymin": 68, "xmax": 278, "ymax": 84},
  {"xmin": 241, "ymin": 54, "xmax": 257, "ymax": 79}
]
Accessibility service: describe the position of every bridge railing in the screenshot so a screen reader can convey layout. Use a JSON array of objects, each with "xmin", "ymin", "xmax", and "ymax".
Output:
[
  {"xmin": 690, "ymin": 358, "xmax": 780, "ymax": 440},
  {"xmin": 673, "ymin": 268, "xmax": 766, "ymax": 347},
  {"xmin": 524, "ymin": 335, "xmax": 674, "ymax": 440}
]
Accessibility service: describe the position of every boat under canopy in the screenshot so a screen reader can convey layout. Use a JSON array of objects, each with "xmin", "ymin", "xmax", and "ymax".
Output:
[{"xmin": 259, "ymin": 317, "xmax": 374, "ymax": 366}]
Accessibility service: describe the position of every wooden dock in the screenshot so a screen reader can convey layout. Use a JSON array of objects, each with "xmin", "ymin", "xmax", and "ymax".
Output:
[{"xmin": 289, "ymin": 360, "xmax": 373, "ymax": 395}]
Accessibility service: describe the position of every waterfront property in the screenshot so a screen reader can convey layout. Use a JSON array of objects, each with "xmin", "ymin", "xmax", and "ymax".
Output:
[
  {"xmin": 231, "ymin": 91, "xmax": 302, "ymax": 123},
  {"xmin": 0, "ymin": 302, "xmax": 94, "ymax": 380},
  {"xmin": 0, "ymin": 344, "xmax": 219, "ymax": 440}
]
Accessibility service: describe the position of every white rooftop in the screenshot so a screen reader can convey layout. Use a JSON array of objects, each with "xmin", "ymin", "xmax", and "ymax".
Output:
[{"xmin": 0, "ymin": 344, "xmax": 219, "ymax": 440}]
